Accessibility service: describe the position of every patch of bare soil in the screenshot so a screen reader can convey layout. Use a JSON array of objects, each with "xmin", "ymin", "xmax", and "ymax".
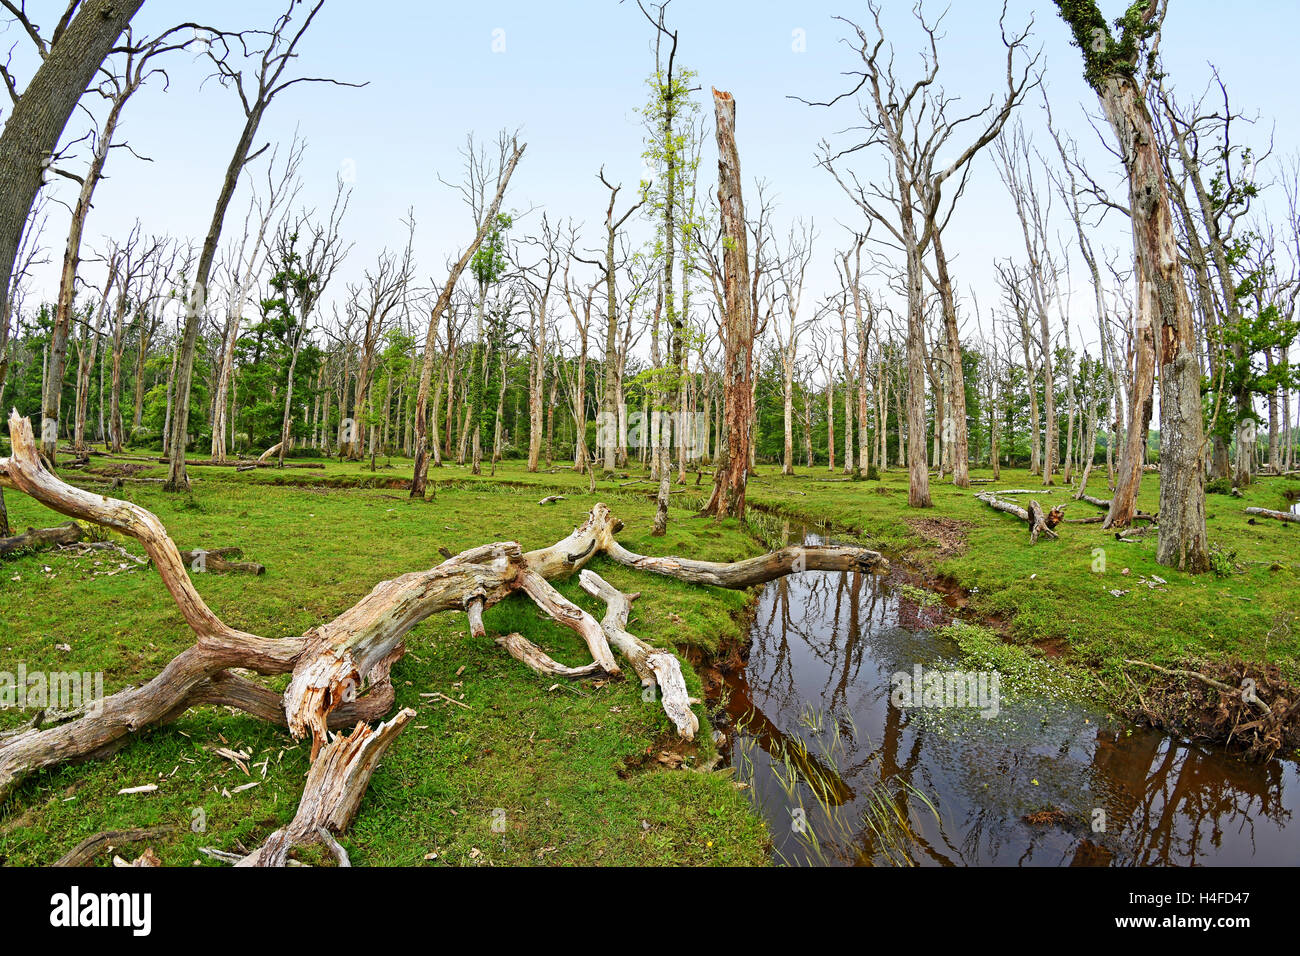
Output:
[
  {"xmin": 616, "ymin": 732, "xmax": 701, "ymax": 778},
  {"xmin": 905, "ymin": 515, "xmax": 972, "ymax": 557},
  {"xmin": 1127, "ymin": 658, "xmax": 1300, "ymax": 760}
]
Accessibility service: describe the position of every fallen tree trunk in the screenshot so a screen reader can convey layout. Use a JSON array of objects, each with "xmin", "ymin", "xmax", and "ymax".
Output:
[
  {"xmin": 1244, "ymin": 507, "xmax": 1298, "ymax": 524},
  {"xmin": 977, "ymin": 492, "xmax": 1064, "ymax": 544},
  {"xmin": 257, "ymin": 441, "xmax": 283, "ymax": 463},
  {"xmin": 179, "ymin": 546, "xmax": 266, "ymax": 575},
  {"xmin": 1076, "ymin": 492, "xmax": 1158, "ymax": 523},
  {"xmin": 0, "ymin": 409, "xmax": 887, "ymax": 865},
  {"xmin": 55, "ymin": 825, "xmax": 178, "ymax": 867},
  {"xmin": 0, "ymin": 520, "xmax": 85, "ymax": 557},
  {"xmin": 177, "ymin": 458, "xmax": 324, "ymax": 470}
]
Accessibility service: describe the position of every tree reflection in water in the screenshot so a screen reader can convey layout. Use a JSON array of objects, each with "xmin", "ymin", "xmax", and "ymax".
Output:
[{"xmin": 725, "ymin": 526, "xmax": 1298, "ymax": 866}]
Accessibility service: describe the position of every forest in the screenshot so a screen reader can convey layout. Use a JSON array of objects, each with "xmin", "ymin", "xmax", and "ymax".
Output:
[{"xmin": 0, "ymin": 0, "xmax": 1296, "ymax": 877}]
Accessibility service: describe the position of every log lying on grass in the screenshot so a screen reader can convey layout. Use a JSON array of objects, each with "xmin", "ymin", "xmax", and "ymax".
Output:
[
  {"xmin": 1075, "ymin": 492, "xmax": 1157, "ymax": 524},
  {"xmin": 55, "ymin": 825, "xmax": 177, "ymax": 867},
  {"xmin": 178, "ymin": 546, "xmax": 266, "ymax": 575},
  {"xmin": 0, "ymin": 520, "xmax": 84, "ymax": 556},
  {"xmin": 1244, "ymin": 507, "xmax": 1298, "ymax": 524},
  {"xmin": 0, "ymin": 409, "xmax": 887, "ymax": 865},
  {"xmin": 977, "ymin": 492, "xmax": 1064, "ymax": 544},
  {"xmin": 1, "ymin": 521, "xmax": 264, "ymax": 574}
]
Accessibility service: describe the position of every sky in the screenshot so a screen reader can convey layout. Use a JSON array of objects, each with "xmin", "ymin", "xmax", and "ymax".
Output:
[{"xmin": 6, "ymin": 0, "xmax": 1299, "ymax": 371}]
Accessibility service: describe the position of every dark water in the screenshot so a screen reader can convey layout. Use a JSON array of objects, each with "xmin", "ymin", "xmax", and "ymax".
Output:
[{"xmin": 724, "ymin": 528, "xmax": 1300, "ymax": 866}]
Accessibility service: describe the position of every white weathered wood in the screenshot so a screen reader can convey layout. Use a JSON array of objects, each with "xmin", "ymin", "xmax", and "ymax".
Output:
[
  {"xmin": 579, "ymin": 569, "xmax": 698, "ymax": 739},
  {"xmin": 1244, "ymin": 507, "xmax": 1298, "ymax": 524}
]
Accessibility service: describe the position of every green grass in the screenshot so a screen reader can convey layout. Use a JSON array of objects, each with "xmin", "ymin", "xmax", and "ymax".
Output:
[{"xmin": 0, "ymin": 465, "xmax": 767, "ymax": 866}]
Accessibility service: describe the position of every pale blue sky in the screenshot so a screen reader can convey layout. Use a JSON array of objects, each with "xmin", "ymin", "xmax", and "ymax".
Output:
[{"xmin": 9, "ymin": 0, "xmax": 1299, "ymax": 361}]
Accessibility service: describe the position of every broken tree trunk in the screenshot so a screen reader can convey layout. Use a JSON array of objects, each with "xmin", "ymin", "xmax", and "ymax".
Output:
[
  {"xmin": 0, "ymin": 409, "xmax": 886, "ymax": 864},
  {"xmin": 235, "ymin": 708, "xmax": 416, "ymax": 867},
  {"xmin": 977, "ymin": 492, "xmax": 1065, "ymax": 544},
  {"xmin": 701, "ymin": 88, "xmax": 755, "ymax": 519}
]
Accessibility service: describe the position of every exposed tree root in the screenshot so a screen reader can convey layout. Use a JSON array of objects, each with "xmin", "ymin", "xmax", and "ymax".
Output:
[
  {"xmin": 1123, "ymin": 658, "xmax": 1299, "ymax": 760},
  {"xmin": 1, "ymin": 410, "xmax": 887, "ymax": 865}
]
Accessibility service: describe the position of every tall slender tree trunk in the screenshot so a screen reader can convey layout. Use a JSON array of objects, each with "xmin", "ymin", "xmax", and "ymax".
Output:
[{"xmin": 701, "ymin": 89, "xmax": 755, "ymax": 519}]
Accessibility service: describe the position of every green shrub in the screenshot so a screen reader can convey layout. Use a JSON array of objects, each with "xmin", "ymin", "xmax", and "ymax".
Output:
[{"xmin": 1205, "ymin": 477, "xmax": 1233, "ymax": 495}]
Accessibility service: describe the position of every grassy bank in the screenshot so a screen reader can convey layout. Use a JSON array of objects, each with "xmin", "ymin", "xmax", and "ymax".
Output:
[{"xmin": 0, "ymin": 468, "xmax": 768, "ymax": 866}]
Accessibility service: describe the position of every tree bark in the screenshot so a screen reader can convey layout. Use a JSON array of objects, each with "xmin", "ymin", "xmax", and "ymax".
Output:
[{"xmin": 702, "ymin": 90, "xmax": 755, "ymax": 519}]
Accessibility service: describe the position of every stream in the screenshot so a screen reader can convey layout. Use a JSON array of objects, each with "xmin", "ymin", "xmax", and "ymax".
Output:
[{"xmin": 722, "ymin": 525, "xmax": 1300, "ymax": 866}]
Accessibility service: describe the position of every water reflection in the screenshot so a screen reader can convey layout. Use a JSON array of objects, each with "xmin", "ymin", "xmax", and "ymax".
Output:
[{"xmin": 725, "ymin": 527, "xmax": 1299, "ymax": 866}]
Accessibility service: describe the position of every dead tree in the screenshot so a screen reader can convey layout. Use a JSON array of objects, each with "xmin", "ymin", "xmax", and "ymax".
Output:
[
  {"xmin": 772, "ymin": 221, "xmax": 816, "ymax": 475},
  {"xmin": 411, "ymin": 134, "xmax": 524, "ymax": 496},
  {"xmin": 211, "ymin": 138, "xmax": 304, "ymax": 461},
  {"xmin": 809, "ymin": 1, "xmax": 1038, "ymax": 508},
  {"xmin": 1056, "ymin": 0, "xmax": 1209, "ymax": 573},
  {"xmin": 594, "ymin": 169, "xmax": 645, "ymax": 472},
  {"xmin": 0, "ymin": 409, "xmax": 886, "ymax": 864},
  {"xmin": 994, "ymin": 260, "xmax": 1041, "ymax": 474},
  {"xmin": 515, "ymin": 218, "xmax": 565, "ymax": 474},
  {"xmin": 701, "ymin": 88, "xmax": 756, "ymax": 519},
  {"xmin": 71, "ymin": 252, "xmax": 118, "ymax": 452},
  {"xmin": 345, "ymin": 215, "xmax": 414, "ymax": 459},
  {"xmin": 994, "ymin": 122, "xmax": 1061, "ymax": 487},
  {"xmin": 166, "ymin": 1, "xmax": 362, "ymax": 491},
  {"xmin": 270, "ymin": 182, "xmax": 352, "ymax": 467},
  {"xmin": 0, "ymin": 0, "xmax": 143, "ymax": 366},
  {"xmin": 38, "ymin": 23, "xmax": 195, "ymax": 460},
  {"xmin": 560, "ymin": 254, "xmax": 598, "ymax": 474},
  {"xmin": 840, "ymin": 234, "xmax": 875, "ymax": 476},
  {"xmin": 106, "ymin": 228, "xmax": 167, "ymax": 453}
]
